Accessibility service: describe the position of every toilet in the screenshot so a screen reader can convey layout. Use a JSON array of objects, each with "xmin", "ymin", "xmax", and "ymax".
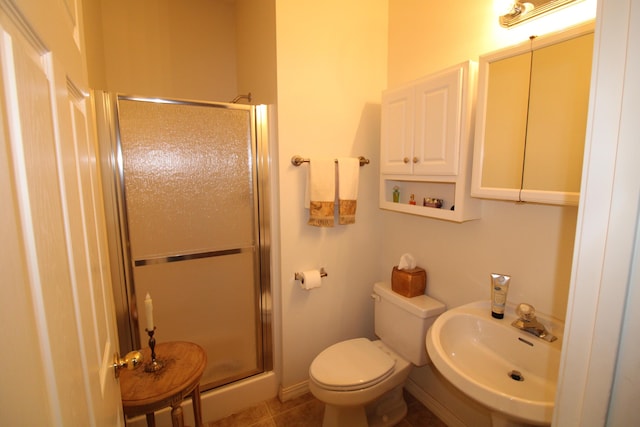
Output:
[{"xmin": 309, "ymin": 281, "xmax": 445, "ymax": 427}]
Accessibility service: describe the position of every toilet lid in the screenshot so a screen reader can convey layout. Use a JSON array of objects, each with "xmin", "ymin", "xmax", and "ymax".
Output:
[{"xmin": 309, "ymin": 338, "xmax": 395, "ymax": 391}]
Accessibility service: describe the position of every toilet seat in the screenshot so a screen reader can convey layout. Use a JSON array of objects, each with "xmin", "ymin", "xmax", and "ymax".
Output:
[{"xmin": 309, "ymin": 338, "xmax": 396, "ymax": 391}]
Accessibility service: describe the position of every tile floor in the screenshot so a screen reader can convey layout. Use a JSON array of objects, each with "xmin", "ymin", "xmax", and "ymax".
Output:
[{"xmin": 205, "ymin": 389, "xmax": 447, "ymax": 427}]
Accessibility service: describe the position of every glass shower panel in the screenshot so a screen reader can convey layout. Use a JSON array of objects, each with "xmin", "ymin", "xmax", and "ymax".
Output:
[
  {"xmin": 132, "ymin": 252, "xmax": 260, "ymax": 386},
  {"xmin": 118, "ymin": 100, "xmax": 254, "ymax": 259},
  {"xmin": 116, "ymin": 98, "xmax": 262, "ymax": 388}
]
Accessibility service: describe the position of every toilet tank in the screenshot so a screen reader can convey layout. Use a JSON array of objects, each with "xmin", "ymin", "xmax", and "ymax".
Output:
[{"xmin": 373, "ymin": 281, "xmax": 445, "ymax": 366}]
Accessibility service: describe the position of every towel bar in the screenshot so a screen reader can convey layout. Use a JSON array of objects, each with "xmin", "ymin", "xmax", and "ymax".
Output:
[{"xmin": 291, "ymin": 155, "xmax": 369, "ymax": 167}]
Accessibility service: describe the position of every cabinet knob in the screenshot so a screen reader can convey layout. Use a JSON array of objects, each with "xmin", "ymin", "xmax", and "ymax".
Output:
[
  {"xmin": 403, "ymin": 157, "xmax": 410, "ymax": 164},
  {"xmin": 413, "ymin": 157, "xmax": 418, "ymax": 164}
]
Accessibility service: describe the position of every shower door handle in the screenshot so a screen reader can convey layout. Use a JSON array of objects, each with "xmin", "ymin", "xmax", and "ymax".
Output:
[
  {"xmin": 133, "ymin": 247, "xmax": 252, "ymax": 267},
  {"xmin": 113, "ymin": 351, "xmax": 143, "ymax": 379}
]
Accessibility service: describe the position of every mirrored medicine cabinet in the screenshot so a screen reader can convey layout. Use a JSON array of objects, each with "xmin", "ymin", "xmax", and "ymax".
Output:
[{"xmin": 471, "ymin": 22, "xmax": 594, "ymax": 206}]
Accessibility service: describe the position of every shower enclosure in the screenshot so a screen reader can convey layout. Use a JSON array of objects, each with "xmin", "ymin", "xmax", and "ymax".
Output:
[{"xmin": 94, "ymin": 93, "xmax": 272, "ymax": 390}]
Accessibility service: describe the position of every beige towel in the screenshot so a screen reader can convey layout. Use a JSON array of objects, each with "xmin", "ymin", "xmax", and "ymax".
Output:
[
  {"xmin": 307, "ymin": 158, "xmax": 335, "ymax": 227},
  {"xmin": 338, "ymin": 157, "xmax": 359, "ymax": 225}
]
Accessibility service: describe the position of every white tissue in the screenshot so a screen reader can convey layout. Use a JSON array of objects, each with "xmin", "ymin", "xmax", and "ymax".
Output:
[
  {"xmin": 397, "ymin": 253, "xmax": 416, "ymax": 270},
  {"xmin": 299, "ymin": 270, "xmax": 322, "ymax": 290}
]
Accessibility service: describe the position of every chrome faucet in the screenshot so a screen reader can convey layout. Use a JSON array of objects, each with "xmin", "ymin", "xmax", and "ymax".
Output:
[{"xmin": 511, "ymin": 303, "xmax": 557, "ymax": 342}]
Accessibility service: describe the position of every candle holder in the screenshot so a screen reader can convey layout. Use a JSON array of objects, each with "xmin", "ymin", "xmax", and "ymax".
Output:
[{"xmin": 144, "ymin": 327, "xmax": 163, "ymax": 372}]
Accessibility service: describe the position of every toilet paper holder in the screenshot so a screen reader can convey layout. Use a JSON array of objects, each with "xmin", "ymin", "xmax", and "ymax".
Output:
[{"xmin": 294, "ymin": 267, "xmax": 328, "ymax": 281}]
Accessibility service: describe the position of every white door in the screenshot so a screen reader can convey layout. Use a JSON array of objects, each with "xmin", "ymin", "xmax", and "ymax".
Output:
[{"xmin": 0, "ymin": 0, "xmax": 122, "ymax": 426}]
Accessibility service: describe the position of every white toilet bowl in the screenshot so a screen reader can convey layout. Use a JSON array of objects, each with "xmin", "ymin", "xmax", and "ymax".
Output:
[
  {"xmin": 309, "ymin": 338, "xmax": 412, "ymax": 427},
  {"xmin": 309, "ymin": 282, "xmax": 446, "ymax": 427}
]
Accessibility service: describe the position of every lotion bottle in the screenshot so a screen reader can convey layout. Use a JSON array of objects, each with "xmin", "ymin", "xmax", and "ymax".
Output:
[{"xmin": 490, "ymin": 273, "xmax": 511, "ymax": 319}]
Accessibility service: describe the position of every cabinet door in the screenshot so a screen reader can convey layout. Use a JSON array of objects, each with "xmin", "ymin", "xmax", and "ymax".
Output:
[
  {"xmin": 381, "ymin": 85, "xmax": 414, "ymax": 174},
  {"xmin": 478, "ymin": 51, "xmax": 531, "ymax": 197},
  {"xmin": 413, "ymin": 65, "xmax": 464, "ymax": 175},
  {"xmin": 472, "ymin": 24, "xmax": 594, "ymax": 205},
  {"xmin": 522, "ymin": 32, "xmax": 593, "ymax": 204}
]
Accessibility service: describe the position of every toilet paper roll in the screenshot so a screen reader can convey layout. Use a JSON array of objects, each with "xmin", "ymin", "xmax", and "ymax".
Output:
[{"xmin": 299, "ymin": 269, "xmax": 322, "ymax": 290}]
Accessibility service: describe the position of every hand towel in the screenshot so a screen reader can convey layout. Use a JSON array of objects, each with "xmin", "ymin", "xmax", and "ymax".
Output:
[
  {"xmin": 337, "ymin": 157, "xmax": 359, "ymax": 225},
  {"xmin": 307, "ymin": 158, "xmax": 335, "ymax": 227}
]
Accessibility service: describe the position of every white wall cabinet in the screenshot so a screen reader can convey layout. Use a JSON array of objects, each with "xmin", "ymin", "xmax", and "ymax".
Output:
[
  {"xmin": 380, "ymin": 61, "xmax": 481, "ymax": 222},
  {"xmin": 471, "ymin": 23, "xmax": 594, "ymax": 206}
]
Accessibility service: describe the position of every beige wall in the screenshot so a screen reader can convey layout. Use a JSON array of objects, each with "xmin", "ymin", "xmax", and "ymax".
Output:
[
  {"xmin": 82, "ymin": 0, "xmax": 598, "ymax": 420},
  {"xmin": 386, "ymin": 1, "xmax": 596, "ymax": 424},
  {"xmin": 274, "ymin": 0, "xmax": 388, "ymax": 391},
  {"xmin": 236, "ymin": 0, "xmax": 277, "ymax": 105},
  {"xmin": 86, "ymin": 0, "xmax": 239, "ymax": 101},
  {"xmin": 272, "ymin": 0, "xmax": 593, "ymax": 406},
  {"xmin": 385, "ymin": 0, "xmax": 596, "ymax": 326},
  {"xmin": 388, "ymin": 0, "xmax": 596, "ymax": 86},
  {"xmin": 84, "ymin": 0, "xmax": 277, "ymax": 103}
]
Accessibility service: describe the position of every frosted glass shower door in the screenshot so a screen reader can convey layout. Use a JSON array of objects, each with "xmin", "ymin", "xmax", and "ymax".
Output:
[{"xmin": 117, "ymin": 98, "xmax": 263, "ymax": 389}]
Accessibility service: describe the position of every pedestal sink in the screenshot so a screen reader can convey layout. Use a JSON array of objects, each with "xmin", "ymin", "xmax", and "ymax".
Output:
[{"xmin": 426, "ymin": 300, "xmax": 563, "ymax": 426}]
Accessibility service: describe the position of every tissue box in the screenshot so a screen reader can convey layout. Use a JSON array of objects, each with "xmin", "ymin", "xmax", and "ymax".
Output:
[{"xmin": 391, "ymin": 266, "xmax": 426, "ymax": 297}]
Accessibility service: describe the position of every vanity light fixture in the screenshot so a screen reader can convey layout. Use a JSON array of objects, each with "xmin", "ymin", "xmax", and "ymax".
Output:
[{"xmin": 499, "ymin": 0, "xmax": 582, "ymax": 27}]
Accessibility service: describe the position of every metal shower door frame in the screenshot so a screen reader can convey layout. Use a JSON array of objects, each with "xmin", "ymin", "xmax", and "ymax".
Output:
[{"xmin": 93, "ymin": 92, "xmax": 273, "ymax": 382}]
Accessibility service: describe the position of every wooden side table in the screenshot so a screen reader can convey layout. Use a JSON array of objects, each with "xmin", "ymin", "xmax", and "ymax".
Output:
[{"xmin": 119, "ymin": 341, "xmax": 207, "ymax": 427}]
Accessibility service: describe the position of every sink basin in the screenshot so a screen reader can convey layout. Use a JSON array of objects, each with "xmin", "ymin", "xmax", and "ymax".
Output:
[{"xmin": 426, "ymin": 300, "xmax": 563, "ymax": 426}]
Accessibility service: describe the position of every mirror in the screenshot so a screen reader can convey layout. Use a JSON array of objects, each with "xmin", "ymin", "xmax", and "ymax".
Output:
[
  {"xmin": 523, "ymin": 33, "xmax": 592, "ymax": 195},
  {"xmin": 472, "ymin": 23, "xmax": 594, "ymax": 205},
  {"xmin": 480, "ymin": 51, "xmax": 530, "ymax": 191}
]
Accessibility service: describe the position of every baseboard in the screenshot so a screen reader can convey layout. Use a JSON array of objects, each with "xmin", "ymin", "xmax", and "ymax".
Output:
[
  {"xmin": 404, "ymin": 378, "xmax": 467, "ymax": 427},
  {"xmin": 279, "ymin": 380, "xmax": 310, "ymax": 402}
]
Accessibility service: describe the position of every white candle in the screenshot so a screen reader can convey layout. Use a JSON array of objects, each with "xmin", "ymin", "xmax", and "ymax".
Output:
[{"xmin": 144, "ymin": 292, "xmax": 154, "ymax": 331}]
